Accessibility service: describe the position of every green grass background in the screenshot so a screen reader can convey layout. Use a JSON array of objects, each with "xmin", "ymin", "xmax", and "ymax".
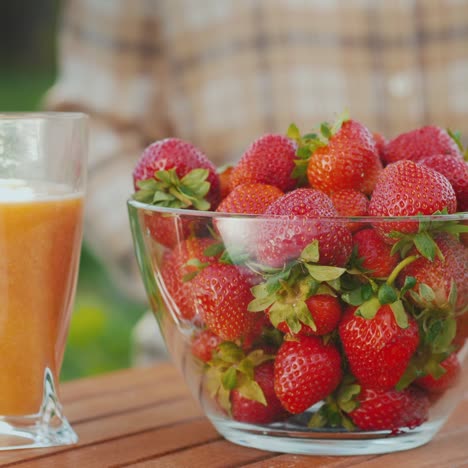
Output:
[{"xmin": 0, "ymin": 71, "xmax": 147, "ymax": 381}]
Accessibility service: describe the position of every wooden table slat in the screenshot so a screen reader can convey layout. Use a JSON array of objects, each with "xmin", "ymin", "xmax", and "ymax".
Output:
[
  {"xmin": 126, "ymin": 440, "xmax": 274, "ymax": 468},
  {"xmin": 9, "ymin": 419, "xmax": 220, "ymax": 468},
  {"xmin": 2, "ymin": 363, "xmax": 467, "ymax": 467}
]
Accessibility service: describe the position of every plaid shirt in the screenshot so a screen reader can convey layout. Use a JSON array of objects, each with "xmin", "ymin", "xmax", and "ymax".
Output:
[{"xmin": 46, "ymin": 0, "xmax": 468, "ymax": 301}]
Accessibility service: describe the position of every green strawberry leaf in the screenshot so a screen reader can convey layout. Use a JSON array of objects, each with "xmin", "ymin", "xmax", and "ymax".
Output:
[
  {"xmin": 205, "ymin": 367, "xmax": 222, "ymax": 398},
  {"xmin": 305, "ymin": 264, "xmax": 346, "ymax": 282},
  {"xmin": 308, "ymin": 407, "xmax": 327, "ymax": 428},
  {"xmin": 419, "ymin": 283, "xmax": 436, "ymax": 303},
  {"xmin": 287, "ymin": 123, "xmax": 301, "ymax": 141},
  {"xmin": 414, "ymin": 231, "xmax": 437, "ymax": 261},
  {"xmin": 185, "ymin": 258, "xmax": 209, "ymax": 269},
  {"xmin": 246, "ymin": 349, "xmax": 274, "ymax": 367},
  {"xmin": 251, "ymin": 283, "xmax": 269, "ymax": 299},
  {"xmin": 221, "ymin": 366, "xmax": 238, "ymax": 390},
  {"xmin": 431, "ymin": 318, "xmax": 456, "ymax": 353},
  {"xmin": 396, "ymin": 362, "xmax": 420, "ymax": 391},
  {"xmin": 341, "ymin": 283, "xmax": 373, "ymax": 306},
  {"xmin": 424, "ymin": 359, "xmax": 447, "ymax": 380},
  {"xmin": 236, "ymin": 374, "xmax": 267, "ymax": 406},
  {"xmin": 217, "ymin": 385, "xmax": 231, "ymax": 413},
  {"xmin": 448, "ymin": 281, "xmax": 458, "ymax": 310},
  {"xmin": 355, "ymin": 297, "xmax": 381, "ymax": 320},
  {"xmin": 247, "ymin": 295, "xmax": 277, "ymax": 312},
  {"xmin": 237, "ymin": 358, "xmax": 255, "ymax": 380},
  {"xmin": 300, "ymin": 240, "xmax": 320, "ymax": 263},
  {"xmin": 320, "ymin": 122, "xmax": 332, "ymax": 139},
  {"xmin": 182, "ymin": 271, "xmax": 200, "ymax": 282},
  {"xmin": 378, "ymin": 283, "xmax": 398, "ymax": 305},
  {"xmin": 390, "ymin": 300, "xmax": 409, "ymax": 329},
  {"xmin": 400, "ymin": 276, "xmax": 417, "ymax": 297},
  {"xmin": 269, "ymin": 301, "xmax": 294, "ymax": 328},
  {"xmin": 447, "ymin": 128, "xmax": 464, "ymax": 153},
  {"xmin": 295, "ymin": 147, "xmax": 311, "ymax": 160},
  {"xmin": 217, "ymin": 342, "xmax": 245, "ymax": 364},
  {"xmin": 295, "ymin": 300, "xmax": 317, "ymax": 332},
  {"xmin": 337, "ymin": 384, "xmax": 361, "ymax": 413},
  {"xmin": 203, "ymin": 242, "xmax": 225, "ymax": 257}
]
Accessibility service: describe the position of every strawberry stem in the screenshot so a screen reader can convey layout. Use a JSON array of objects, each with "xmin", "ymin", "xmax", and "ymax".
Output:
[{"xmin": 386, "ymin": 255, "xmax": 419, "ymax": 287}]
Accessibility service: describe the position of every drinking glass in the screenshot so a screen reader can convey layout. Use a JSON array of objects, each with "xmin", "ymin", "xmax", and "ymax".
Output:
[{"xmin": 0, "ymin": 113, "xmax": 87, "ymax": 449}]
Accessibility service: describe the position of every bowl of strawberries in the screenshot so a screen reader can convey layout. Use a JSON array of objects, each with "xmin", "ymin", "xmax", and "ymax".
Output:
[{"xmin": 127, "ymin": 113, "xmax": 468, "ymax": 455}]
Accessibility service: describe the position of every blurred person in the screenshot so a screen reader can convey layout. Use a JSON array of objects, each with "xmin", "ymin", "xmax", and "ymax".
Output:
[{"xmin": 45, "ymin": 0, "xmax": 468, "ymax": 363}]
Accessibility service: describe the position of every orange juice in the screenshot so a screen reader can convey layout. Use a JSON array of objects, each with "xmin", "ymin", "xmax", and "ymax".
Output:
[{"xmin": 0, "ymin": 180, "xmax": 83, "ymax": 415}]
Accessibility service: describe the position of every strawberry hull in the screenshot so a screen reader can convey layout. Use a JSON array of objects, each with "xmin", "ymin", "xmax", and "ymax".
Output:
[{"xmin": 129, "ymin": 195, "xmax": 468, "ymax": 455}]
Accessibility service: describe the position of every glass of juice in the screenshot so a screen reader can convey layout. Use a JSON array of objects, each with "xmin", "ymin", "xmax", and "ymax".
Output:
[{"xmin": 0, "ymin": 113, "xmax": 87, "ymax": 449}]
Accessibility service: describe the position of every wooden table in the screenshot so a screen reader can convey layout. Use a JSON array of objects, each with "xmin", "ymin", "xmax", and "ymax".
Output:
[{"xmin": 1, "ymin": 362, "xmax": 467, "ymax": 467}]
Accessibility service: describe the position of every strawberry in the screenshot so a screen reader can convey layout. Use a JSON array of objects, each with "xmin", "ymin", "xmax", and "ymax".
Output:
[
  {"xmin": 329, "ymin": 189, "xmax": 369, "ymax": 233},
  {"xmin": 397, "ymin": 232, "xmax": 468, "ymax": 313},
  {"xmin": 143, "ymin": 211, "xmax": 200, "ymax": 249},
  {"xmin": 348, "ymin": 386, "xmax": 429, "ymax": 431},
  {"xmin": 191, "ymin": 330, "xmax": 223, "ymax": 362},
  {"xmin": 305, "ymin": 119, "xmax": 382, "ymax": 195},
  {"xmin": 352, "ymin": 228, "xmax": 399, "ymax": 279},
  {"xmin": 273, "ymin": 294, "xmax": 342, "ymax": 336},
  {"xmin": 373, "ymin": 131, "xmax": 387, "ymax": 160},
  {"xmin": 339, "ymin": 305, "xmax": 419, "ymax": 390},
  {"xmin": 382, "ymin": 125, "xmax": 462, "ymax": 165},
  {"xmin": 218, "ymin": 165, "xmax": 234, "ymax": 200},
  {"xmin": 161, "ymin": 237, "xmax": 221, "ymax": 322},
  {"xmin": 419, "ymin": 154, "xmax": 468, "ymax": 212},
  {"xmin": 216, "ymin": 183, "xmax": 283, "ymax": 214},
  {"xmin": 368, "ymin": 160, "xmax": 457, "ymax": 240},
  {"xmin": 274, "ymin": 335, "xmax": 342, "ymax": 414},
  {"xmin": 256, "ymin": 188, "xmax": 353, "ymax": 268},
  {"xmin": 231, "ymin": 361, "xmax": 290, "ymax": 424},
  {"xmin": 193, "ymin": 263, "xmax": 256, "ymax": 341},
  {"xmin": 230, "ymin": 134, "xmax": 297, "ymax": 192},
  {"xmin": 454, "ymin": 312, "xmax": 468, "ymax": 349},
  {"xmin": 133, "ymin": 137, "xmax": 220, "ymax": 210},
  {"xmin": 415, "ymin": 353, "xmax": 461, "ymax": 393},
  {"xmin": 241, "ymin": 313, "xmax": 280, "ymax": 352}
]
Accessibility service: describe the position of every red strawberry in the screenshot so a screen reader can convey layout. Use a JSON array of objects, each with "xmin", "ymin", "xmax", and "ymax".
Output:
[
  {"xmin": 397, "ymin": 232, "xmax": 468, "ymax": 313},
  {"xmin": 133, "ymin": 137, "xmax": 220, "ymax": 209},
  {"xmin": 415, "ymin": 353, "xmax": 461, "ymax": 393},
  {"xmin": 419, "ymin": 154, "xmax": 468, "ymax": 212},
  {"xmin": 454, "ymin": 313, "xmax": 468, "ymax": 350},
  {"xmin": 330, "ymin": 189, "xmax": 369, "ymax": 233},
  {"xmin": 161, "ymin": 237, "xmax": 221, "ymax": 322},
  {"xmin": 218, "ymin": 165, "xmax": 234, "ymax": 200},
  {"xmin": 241, "ymin": 313, "xmax": 278, "ymax": 352},
  {"xmin": 274, "ymin": 294, "xmax": 342, "ymax": 336},
  {"xmin": 274, "ymin": 335, "xmax": 342, "ymax": 414},
  {"xmin": 231, "ymin": 361, "xmax": 290, "ymax": 424},
  {"xmin": 193, "ymin": 263, "xmax": 256, "ymax": 341},
  {"xmin": 191, "ymin": 330, "xmax": 223, "ymax": 362},
  {"xmin": 349, "ymin": 386, "xmax": 429, "ymax": 431},
  {"xmin": 216, "ymin": 183, "xmax": 283, "ymax": 214},
  {"xmin": 353, "ymin": 228, "xmax": 399, "ymax": 279},
  {"xmin": 383, "ymin": 126, "xmax": 462, "ymax": 165},
  {"xmin": 306, "ymin": 119, "xmax": 382, "ymax": 195},
  {"xmin": 373, "ymin": 131, "xmax": 387, "ymax": 160},
  {"xmin": 368, "ymin": 160, "xmax": 457, "ymax": 239},
  {"xmin": 230, "ymin": 134, "xmax": 297, "ymax": 192},
  {"xmin": 256, "ymin": 188, "xmax": 353, "ymax": 268},
  {"xmin": 143, "ymin": 211, "xmax": 199, "ymax": 249},
  {"xmin": 339, "ymin": 305, "xmax": 419, "ymax": 390}
]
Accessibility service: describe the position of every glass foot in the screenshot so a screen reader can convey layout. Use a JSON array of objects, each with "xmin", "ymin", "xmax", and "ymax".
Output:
[{"xmin": 0, "ymin": 369, "xmax": 77, "ymax": 450}]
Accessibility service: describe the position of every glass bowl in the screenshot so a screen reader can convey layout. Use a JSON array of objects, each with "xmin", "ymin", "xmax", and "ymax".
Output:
[{"xmin": 128, "ymin": 200, "xmax": 467, "ymax": 456}]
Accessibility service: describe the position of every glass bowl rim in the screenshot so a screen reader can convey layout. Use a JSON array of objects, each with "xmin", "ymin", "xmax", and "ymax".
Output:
[{"xmin": 128, "ymin": 199, "xmax": 468, "ymax": 223}]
